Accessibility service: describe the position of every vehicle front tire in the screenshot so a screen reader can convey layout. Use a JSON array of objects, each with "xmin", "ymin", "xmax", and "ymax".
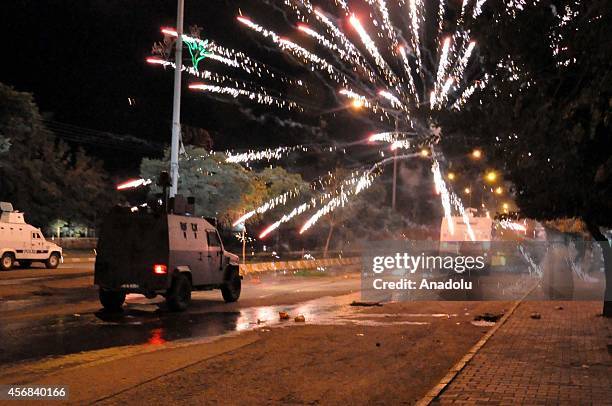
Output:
[
  {"xmin": 99, "ymin": 288, "xmax": 126, "ymax": 311},
  {"xmin": 1, "ymin": 253, "xmax": 14, "ymax": 271},
  {"xmin": 221, "ymin": 269, "xmax": 241, "ymax": 303},
  {"xmin": 166, "ymin": 273, "xmax": 191, "ymax": 311},
  {"xmin": 45, "ymin": 253, "xmax": 61, "ymax": 269}
]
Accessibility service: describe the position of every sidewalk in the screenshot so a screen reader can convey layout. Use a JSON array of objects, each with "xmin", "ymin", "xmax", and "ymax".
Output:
[{"xmin": 433, "ymin": 301, "xmax": 612, "ymax": 405}]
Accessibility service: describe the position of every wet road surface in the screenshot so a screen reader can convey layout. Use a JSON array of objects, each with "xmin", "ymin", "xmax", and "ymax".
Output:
[{"xmin": 0, "ymin": 264, "xmax": 362, "ymax": 365}]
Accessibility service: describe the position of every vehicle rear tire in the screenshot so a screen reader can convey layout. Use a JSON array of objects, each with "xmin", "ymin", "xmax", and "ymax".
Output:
[
  {"xmin": 45, "ymin": 253, "xmax": 61, "ymax": 269},
  {"xmin": 166, "ymin": 273, "xmax": 191, "ymax": 311},
  {"xmin": 19, "ymin": 260, "xmax": 32, "ymax": 268},
  {"xmin": 99, "ymin": 288, "xmax": 126, "ymax": 311},
  {"xmin": 221, "ymin": 269, "xmax": 241, "ymax": 303},
  {"xmin": 1, "ymin": 253, "xmax": 14, "ymax": 271}
]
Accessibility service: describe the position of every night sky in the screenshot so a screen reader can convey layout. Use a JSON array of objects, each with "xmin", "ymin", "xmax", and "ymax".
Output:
[{"xmin": 2, "ymin": 0, "xmax": 375, "ymax": 175}]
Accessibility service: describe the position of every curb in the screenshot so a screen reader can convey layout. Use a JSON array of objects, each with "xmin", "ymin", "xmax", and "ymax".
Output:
[
  {"xmin": 415, "ymin": 298, "xmax": 524, "ymax": 406},
  {"xmin": 239, "ymin": 257, "xmax": 360, "ymax": 275},
  {"xmin": 62, "ymin": 257, "xmax": 96, "ymax": 263}
]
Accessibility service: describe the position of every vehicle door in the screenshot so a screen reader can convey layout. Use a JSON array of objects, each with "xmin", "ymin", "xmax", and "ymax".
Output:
[
  {"xmin": 206, "ymin": 230, "xmax": 224, "ymax": 283},
  {"xmin": 30, "ymin": 231, "xmax": 45, "ymax": 259}
]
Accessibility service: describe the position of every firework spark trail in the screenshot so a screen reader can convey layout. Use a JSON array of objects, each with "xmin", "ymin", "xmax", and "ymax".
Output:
[
  {"xmin": 433, "ymin": 37, "xmax": 452, "ymax": 102},
  {"xmin": 313, "ymin": 9, "xmax": 379, "ymax": 86},
  {"xmin": 189, "ymin": 83, "xmax": 301, "ymax": 110},
  {"xmin": 435, "ymin": 0, "xmax": 447, "ymax": 53},
  {"xmin": 349, "ymin": 14, "xmax": 400, "ymax": 87},
  {"xmin": 473, "ymin": 0, "xmax": 488, "ymax": 18},
  {"xmin": 369, "ymin": 131, "xmax": 415, "ymax": 143},
  {"xmin": 452, "ymin": 73, "xmax": 489, "ymax": 110},
  {"xmin": 225, "ymin": 145, "xmax": 308, "ymax": 163},
  {"xmin": 451, "ymin": 40, "xmax": 476, "ymax": 85},
  {"xmin": 299, "ymin": 170, "xmax": 377, "ymax": 233},
  {"xmin": 407, "ymin": 0, "xmax": 424, "ymax": 74},
  {"xmin": 237, "ymin": 16, "xmax": 352, "ymax": 88},
  {"xmin": 432, "ymin": 160, "xmax": 475, "ymax": 241},
  {"xmin": 365, "ymin": 0, "xmax": 399, "ymax": 46},
  {"xmin": 297, "ymin": 24, "xmax": 349, "ymax": 62},
  {"xmin": 233, "ymin": 187, "xmax": 301, "ymax": 227},
  {"xmin": 147, "ymin": 57, "xmax": 302, "ymax": 110},
  {"xmin": 432, "ymin": 160, "xmax": 455, "ymax": 236},
  {"xmin": 399, "ymin": 46, "xmax": 420, "ymax": 103}
]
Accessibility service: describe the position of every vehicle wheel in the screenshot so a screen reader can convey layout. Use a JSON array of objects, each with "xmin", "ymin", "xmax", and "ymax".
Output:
[
  {"xmin": 19, "ymin": 260, "xmax": 32, "ymax": 269},
  {"xmin": 1, "ymin": 253, "xmax": 14, "ymax": 271},
  {"xmin": 166, "ymin": 273, "xmax": 191, "ymax": 311},
  {"xmin": 99, "ymin": 288, "xmax": 126, "ymax": 311},
  {"xmin": 221, "ymin": 269, "xmax": 241, "ymax": 303},
  {"xmin": 45, "ymin": 253, "xmax": 61, "ymax": 269}
]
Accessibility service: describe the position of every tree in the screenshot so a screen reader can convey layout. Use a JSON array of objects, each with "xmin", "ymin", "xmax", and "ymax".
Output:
[
  {"xmin": 140, "ymin": 147, "xmax": 307, "ymax": 227},
  {"xmin": 0, "ymin": 83, "xmax": 114, "ymax": 228},
  {"xmin": 438, "ymin": 1, "xmax": 612, "ymax": 315}
]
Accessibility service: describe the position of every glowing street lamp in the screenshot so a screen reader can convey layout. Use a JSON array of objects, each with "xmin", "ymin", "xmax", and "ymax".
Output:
[
  {"xmin": 471, "ymin": 149, "xmax": 482, "ymax": 159},
  {"xmin": 485, "ymin": 171, "xmax": 497, "ymax": 183},
  {"xmin": 351, "ymin": 99, "xmax": 364, "ymax": 109},
  {"xmin": 447, "ymin": 172, "xmax": 456, "ymax": 181},
  {"xmin": 420, "ymin": 148, "xmax": 429, "ymax": 157},
  {"xmin": 495, "ymin": 186, "xmax": 503, "ymax": 195},
  {"xmin": 464, "ymin": 187, "xmax": 471, "ymax": 195}
]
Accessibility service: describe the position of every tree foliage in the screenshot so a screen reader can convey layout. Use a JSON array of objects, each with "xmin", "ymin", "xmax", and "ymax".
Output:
[
  {"xmin": 437, "ymin": 1, "xmax": 611, "ymax": 314},
  {"xmin": 0, "ymin": 83, "xmax": 114, "ymax": 228},
  {"xmin": 140, "ymin": 146, "xmax": 307, "ymax": 225},
  {"xmin": 440, "ymin": 1, "xmax": 611, "ymax": 229}
]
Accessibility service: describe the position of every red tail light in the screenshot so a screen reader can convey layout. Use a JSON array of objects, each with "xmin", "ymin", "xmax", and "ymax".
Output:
[{"xmin": 153, "ymin": 264, "xmax": 167, "ymax": 274}]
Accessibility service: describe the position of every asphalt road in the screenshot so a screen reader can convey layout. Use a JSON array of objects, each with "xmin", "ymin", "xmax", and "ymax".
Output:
[{"xmin": 0, "ymin": 263, "xmax": 361, "ymax": 365}]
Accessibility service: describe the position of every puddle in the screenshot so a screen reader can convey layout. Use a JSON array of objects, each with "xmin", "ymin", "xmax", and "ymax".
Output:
[{"xmin": 0, "ymin": 294, "xmax": 435, "ymax": 365}]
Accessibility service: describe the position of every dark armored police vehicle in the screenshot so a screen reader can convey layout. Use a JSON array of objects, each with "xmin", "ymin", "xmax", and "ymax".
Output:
[{"xmin": 94, "ymin": 195, "xmax": 241, "ymax": 311}]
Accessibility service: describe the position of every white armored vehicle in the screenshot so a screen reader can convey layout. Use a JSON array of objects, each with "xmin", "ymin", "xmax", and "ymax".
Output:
[{"xmin": 0, "ymin": 202, "xmax": 63, "ymax": 270}]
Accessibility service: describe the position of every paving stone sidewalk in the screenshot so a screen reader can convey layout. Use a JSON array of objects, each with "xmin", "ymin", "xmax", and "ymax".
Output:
[{"xmin": 434, "ymin": 301, "xmax": 612, "ymax": 405}]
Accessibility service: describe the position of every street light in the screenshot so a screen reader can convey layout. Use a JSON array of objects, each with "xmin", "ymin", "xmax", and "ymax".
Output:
[
  {"xmin": 464, "ymin": 187, "xmax": 471, "ymax": 194},
  {"xmin": 471, "ymin": 149, "xmax": 482, "ymax": 159},
  {"xmin": 485, "ymin": 171, "xmax": 497, "ymax": 183},
  {"xmin": 495, "ymin": 186, "xmax": 503, "ymax": 195},
  {"xmin": 448, "ymin": 172, "xmax": 456, "ymax": 181}
]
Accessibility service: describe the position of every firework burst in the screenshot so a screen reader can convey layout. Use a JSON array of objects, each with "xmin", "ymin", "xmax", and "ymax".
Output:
[{"xmin": 148, "ymin": 0, "xmax": 535, "ymax": 239}]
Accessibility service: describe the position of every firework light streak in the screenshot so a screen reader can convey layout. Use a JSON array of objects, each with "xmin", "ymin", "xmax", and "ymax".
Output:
[
  {"xmin": 299, "ymin": 171, "xmax": 376, "ymax": 234},
  {"xmin": 117, "ymin": 178, "xmax": 152, "ymax": 190},
  {"xmin": 407, "ymin": 0, "xmax": 424, "ymax": 73},
  {"xmin": 238, "ymin": 16, "xmax": 350, "ymax": 87},
  {"xmin": 349, "ymin": 14, "xmax": 398, "ymax": 86},
  {"xmin": 432, "ymin": 160, "xmax": 475, "ymax": 241},
  {"xmin": 225, "ymin": 145, "xmax": 308, "ymax": 164},
  {"xmin": 398, "ymin": 46, "xmax": 419, "ymax": 103},
  {"xmin": 233, "ymin": 188, "xmax": 300, "ymax": 227},
  {"xmin": 189, "ymin": 83, "xmax": 300, "ymax": 110},
  {"xmin": 432, "ymin": 161, "xmax": 455, "ymax": 236}
]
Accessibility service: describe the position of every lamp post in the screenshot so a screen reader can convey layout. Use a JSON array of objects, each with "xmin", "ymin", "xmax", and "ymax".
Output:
[
  {"xmin": 169, "ymin": 0, "xmax": 184, "ymax": 197},
  {"xmin": 392, "ymin": 115, "xmax": 398, "ymax": 210}
]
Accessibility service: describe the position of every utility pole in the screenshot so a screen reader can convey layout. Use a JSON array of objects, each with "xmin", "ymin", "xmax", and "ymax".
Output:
[
  {"xmin": 169, "ymin": 0, "xmax": 184, "ymax": 197},
  {"xmin": 392, "ymin": 115, "xmax": 398, "ymax": 210}
]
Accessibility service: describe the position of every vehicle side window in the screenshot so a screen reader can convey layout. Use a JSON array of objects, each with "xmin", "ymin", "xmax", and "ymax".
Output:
[{"xmin": 206, "ymin": 231, "xmax": 221, "ymax": 248}]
